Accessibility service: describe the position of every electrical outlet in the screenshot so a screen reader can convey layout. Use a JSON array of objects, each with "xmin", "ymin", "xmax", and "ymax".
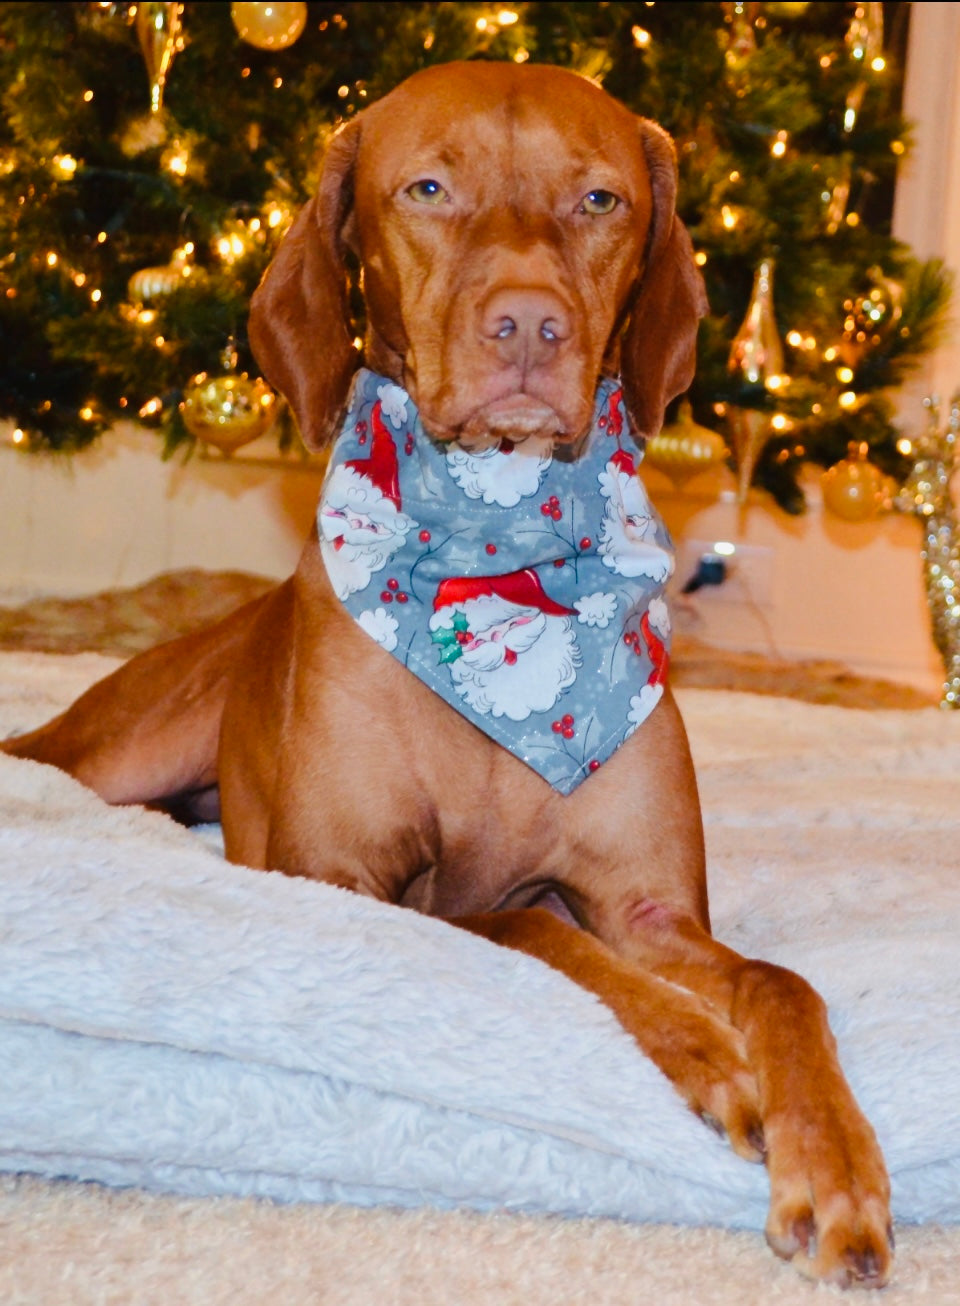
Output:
[{"xmin": 676, "ymin": 539, "xmax": 775, "ymax": 607}]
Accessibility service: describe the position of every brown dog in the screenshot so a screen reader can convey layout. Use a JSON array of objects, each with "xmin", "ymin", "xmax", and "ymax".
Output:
[{"xmin": 4, "ymin": 63, "xmax": 891, "ymax": 1286}]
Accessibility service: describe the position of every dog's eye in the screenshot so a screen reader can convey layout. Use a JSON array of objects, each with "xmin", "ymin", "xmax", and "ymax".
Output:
[
  {"xmin": 407, "ymin": 179, "xmax": 449, "ymax": 205},
  {"xmin": 580, "ymin": 189, "xmax": 619, "ymax": 216}
]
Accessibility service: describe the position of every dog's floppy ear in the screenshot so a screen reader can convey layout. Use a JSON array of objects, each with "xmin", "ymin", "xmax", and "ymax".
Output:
[
  {"xmin": 620, "ymin": 120, "xmax": 709, "ymax": 442},
  {"xmin": 248, "ymin": 119, "xmax": 361, "ymax": 451}
]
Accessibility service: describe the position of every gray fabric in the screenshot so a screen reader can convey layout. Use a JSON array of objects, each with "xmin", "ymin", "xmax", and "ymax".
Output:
[{"xmin": 318, "ymin": 370, "xmax": 674, "ymax": 792}]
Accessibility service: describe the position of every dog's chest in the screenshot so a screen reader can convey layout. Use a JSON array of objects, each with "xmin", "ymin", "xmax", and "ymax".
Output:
[{"xmin": 317, "ymin": 369, "xmax": 675, "ymax": 793}]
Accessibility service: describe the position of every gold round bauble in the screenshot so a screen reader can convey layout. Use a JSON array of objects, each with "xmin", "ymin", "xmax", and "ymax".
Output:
[
  {"xmin": 180, "ymin": 371, "xmax": 279, "ymax": 453},
  {"xmin": 230, "ymin": 2, "xmax": 307, "ymax": 50},
  {"xmin": 821, "ymin": 442, "xmax": 886, "ymax": 522},
  {"xmin": 645, "ymin": 401, "xmax": 729, "ymax": 487}
]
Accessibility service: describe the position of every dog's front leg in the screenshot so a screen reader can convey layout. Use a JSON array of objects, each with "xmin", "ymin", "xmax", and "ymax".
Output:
[
  {"xmin": 457, "ymin": 908, "xmax": 763, "ymax": 1163},
  {"xmin": 601, "ymin": 909, "xmax": 893, "ymax": 1289}
]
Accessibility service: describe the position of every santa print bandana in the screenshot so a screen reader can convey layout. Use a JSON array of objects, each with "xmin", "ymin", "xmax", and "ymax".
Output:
[{"xmin": 318, "ymin": 369, "xmax": 674, "ymax": 794}]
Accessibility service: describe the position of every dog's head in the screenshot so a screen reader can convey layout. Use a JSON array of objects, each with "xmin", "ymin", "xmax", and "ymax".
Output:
[{"xmin": 249, "ymin": 61, "xmax": 707, "ymax": 452}]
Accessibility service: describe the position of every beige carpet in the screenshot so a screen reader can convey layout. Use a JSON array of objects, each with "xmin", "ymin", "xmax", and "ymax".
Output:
[
  {"xmin": 1, "ymin": 1175, "xmax": 958, "ymax": 1306},
  {"xmin": 1, "ymin": 571, "xmax": 955, "ymax": 1303}
]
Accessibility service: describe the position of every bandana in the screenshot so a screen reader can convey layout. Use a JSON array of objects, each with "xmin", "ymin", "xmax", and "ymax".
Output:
[{"xmin": 317, "ymin": 369, "xmax": 674, "ymax": 794}]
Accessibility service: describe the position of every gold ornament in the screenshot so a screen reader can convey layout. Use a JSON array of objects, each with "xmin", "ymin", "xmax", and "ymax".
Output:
[
  {"xmin": 136, "ymin": 2, "xmax": 183, "ymax": 115},
  {"xmin": 895, "ymin": 395, "xmax": 960, "ymax": 708},
  {"xmin": 722, "ymin": 1, "xmax": 758, "ymax": 68},
  {"xmin": 821, "ymin": 441, "xmax": 886, "ymax": 522},
  {"xmin": 840, "ymin": 267, "xmax": 903, "ymax": 363},
  {"xmin": 230, "ymin": 2, "xmax": 307, "ymax": 51},
  {"xmin": 127, "ymin": 250, "xmax": 192, "ymax": 303},
  {"xmin": 727, "ymin": 258, "xmax": 785, "ymax": 504},
  {"xmin": 180, "ymin": 347, "xmax": 279, "ymax": 453},
  {"xmin": 645, "ymin": 401, "xmax": 729, "ymax": 487}
]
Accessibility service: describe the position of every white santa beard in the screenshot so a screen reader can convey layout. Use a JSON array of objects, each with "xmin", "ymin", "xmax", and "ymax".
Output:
[
  {"xmin": 598, "ymin": 510, "xmax": 672, "ymax": 581},
  {"xmin": 445, "ymin": 439, "xmax": 553, "ymax": 508},
  {"xmin": 319, "ymin": 468, "xmax": 414, "ymax": 597},
  {"xmin": 449, "ymin": 612, "xmax": 580, "ymax": 720}
]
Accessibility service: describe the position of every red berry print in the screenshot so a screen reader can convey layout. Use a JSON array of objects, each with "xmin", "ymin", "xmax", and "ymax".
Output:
[
  {"xmin": 419, "ymin": 529, "xmax": 432, "ymax": 543},
  {"xmin": 588, "ymin": 760, "xmax": 601, "ymax": 772},
  {"xmin": 387, "ymin": 577, "xmax": 399, "ymax": 591},
  {"xmin": 396, "ymin": 592, "xmax": 408, "ymax": 603},
  {"xmin": 485, "ymin": 543, "xmax": 497, "ymax": 555},
  {"xmin": 553, "ymin": 558, "xmax": 566, "ymax": 568},
  {"xmin": 579, "ymin": 537, "xmax": 592, "ymax": 550},
  {"xmin": 562, "ymin": 725, "xmax": 574, "ymax": 739},
  {"xmin": 380, "ymin": 591, "xmax": 393, "ymax": 603},
  {"xmin": 540, "ymin": 503, "xmax": 552, "ymax": 517}
]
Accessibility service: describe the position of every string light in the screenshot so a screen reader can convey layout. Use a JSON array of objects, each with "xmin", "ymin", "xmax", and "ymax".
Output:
[
  {"xmin": 770, "ymin": 130, "xmax": 788, "ymax": 158},
  {"xmin": 721, "ymin": 205, "xmax": 738, "ymax": 230},
  {"xmin": 632, "ymin": 26, "xmax": 651, "ymax": 47},
  {"xmin": 839, "ymin": 391, "xmax": 858, "ymax": 409}
]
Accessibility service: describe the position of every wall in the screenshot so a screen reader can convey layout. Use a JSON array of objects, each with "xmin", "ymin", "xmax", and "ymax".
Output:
[{"xmin": 1, "ymin": 5, "xmax": 958, "ymax": 696}]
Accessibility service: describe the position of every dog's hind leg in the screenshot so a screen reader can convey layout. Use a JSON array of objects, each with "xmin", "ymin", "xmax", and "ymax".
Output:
[{"xmin": 1, "ymin": 586, "xmax": 279, "ymax": 814}]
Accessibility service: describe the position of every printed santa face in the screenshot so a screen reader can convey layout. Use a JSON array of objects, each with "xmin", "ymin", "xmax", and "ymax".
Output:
[
  {"xmin": 597, "ymin": 451, "xmax": 673, "ymax": 583},
  {"xmin": 429, "ymin": 570, "xmax": 581, "ymax": 721},
  {"xmin": 318, "ymin": 403, "xmax": 416, "ymax": 599},
  {"xmin": 445, "ymin": 436, "xmax": 554, "ymax": 508},
  {"xmin": 625, "ymin": 594, "xmax": 671, "ymax": 735}
]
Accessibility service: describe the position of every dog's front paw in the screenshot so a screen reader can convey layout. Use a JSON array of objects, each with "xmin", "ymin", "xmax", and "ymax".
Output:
[
  {"xmin": 763, "ymin": 1090, "xmax": 893, "ymax": 1289},
  {"xmin": 640, "ymin": 997, "xmax": 765, "ymax": 1164}
]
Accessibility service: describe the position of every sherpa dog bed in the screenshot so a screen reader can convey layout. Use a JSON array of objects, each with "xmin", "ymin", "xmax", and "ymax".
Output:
[{"xmin": 0, "ymin": 650, "xmax": 958, "ymax": 1230}]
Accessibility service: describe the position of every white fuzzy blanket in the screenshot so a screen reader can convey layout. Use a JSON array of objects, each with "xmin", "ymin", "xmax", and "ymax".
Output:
[{"xmin": 1, "ymin": 651, "xmax": 958, "ymax": 1233}]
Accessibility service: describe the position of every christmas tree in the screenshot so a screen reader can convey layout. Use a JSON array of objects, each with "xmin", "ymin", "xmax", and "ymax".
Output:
[{"xmin": 0, "ymin": 1, "xmax": 951, "ymax": 512}]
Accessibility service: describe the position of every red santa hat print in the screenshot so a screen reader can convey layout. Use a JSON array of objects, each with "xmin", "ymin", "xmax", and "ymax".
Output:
[
  {"xmin": 607, "ymin": 448, "xmax": 636, "ymax": 478},
  {"xmin": 433, "ymin": 567, "xmax": 577, "ymax": 618},
  {"xmin": 346, "ymin": 401, "xmax": 401, "ymax": 510}
]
